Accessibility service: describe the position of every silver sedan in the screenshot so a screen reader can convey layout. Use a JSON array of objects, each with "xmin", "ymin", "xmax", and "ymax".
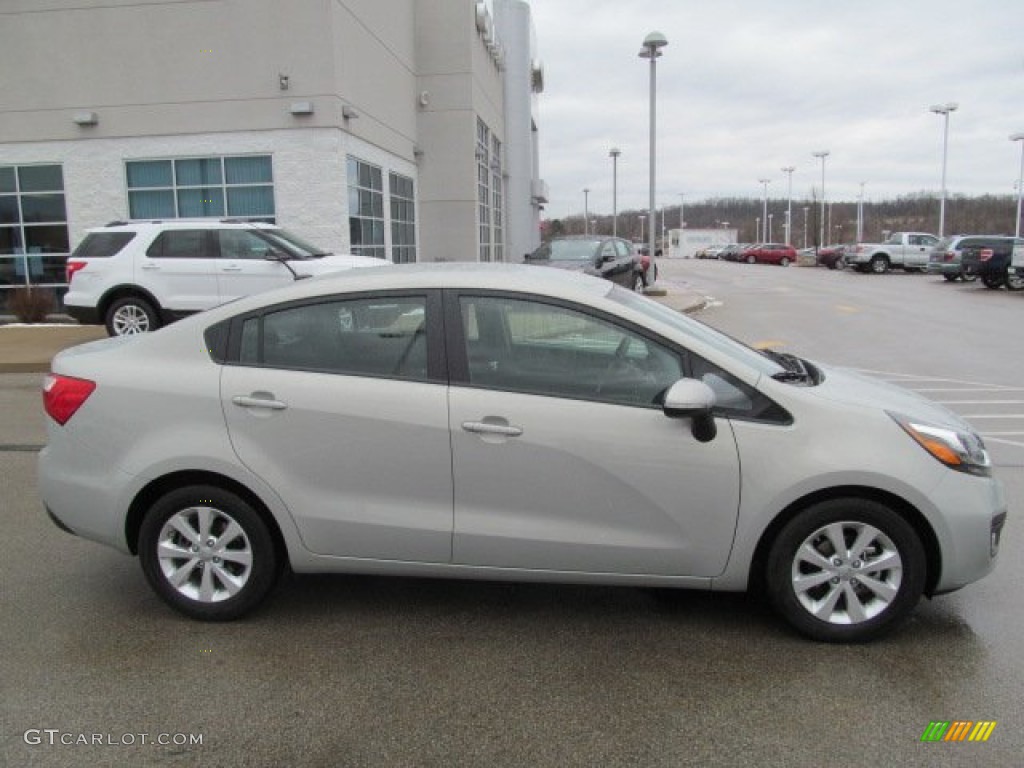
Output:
[{"xmin": 39, "ymin": 264, "xmax": 1005, "ymax": 642}]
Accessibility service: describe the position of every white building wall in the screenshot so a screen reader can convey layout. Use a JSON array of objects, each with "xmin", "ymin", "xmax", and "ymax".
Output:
[
  {"xmin": 667, "ymin": 228, "xmax": 739, "ymax": 259},
  {"xmin": 0, "ymin": 128, "xmax": 417, "ymax": 256}
]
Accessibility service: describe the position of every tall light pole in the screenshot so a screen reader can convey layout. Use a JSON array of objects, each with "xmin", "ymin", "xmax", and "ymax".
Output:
[
  {"xmin": 679, "ymin": 192, "xmax": 685, "ymax": 229},
  {"xmin": 583, "ymin": 188, "xmax": 590, "ymax": 236},
  {"xmin": 930, "ymin": 102, "xmax": 958, "ymax": 237},
  {"xmin": 802, "ymin": 206, "xmax": 809, "ymax": 249},
  {"xmin": 812, "ymin": 150, "xmax": 829, "ymax": 248},
  {"xmin": 857, "ymin": 181, "xmax": 866, "ymax": 242},
  {"xmin": 781, "ymin": 166, "xmax": 795, "ymax": 245},
  {"xmin": 609, "ymin": 148, "xmax": 621, "ymax": 238},
  {"xmin": 640, "ymin": 31, "xmax": 668, "ymax": 283},
  {"xmin": 1011, "ymin": 133, "xmax": 1024, "ymax": 238},
  {"xmin": 758, "ymin": 178, "xmax": 771, "ymax": 242},
  {"xmin": 768, "ymin": 213, "xmax": 774, "ymax": 242}
]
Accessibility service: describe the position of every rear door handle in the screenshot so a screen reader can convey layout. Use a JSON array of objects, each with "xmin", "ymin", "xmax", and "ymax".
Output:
[
  {"xmin": 221, "ymin": 265, "xmax": 243, "ymax": 272},
  {"xmin": 232, "ymin": 393, "xmax": 287, "ymax": 410},
  {"xmin": 462, "ymin": 421, "xmax": 523, "ymax": 437}
]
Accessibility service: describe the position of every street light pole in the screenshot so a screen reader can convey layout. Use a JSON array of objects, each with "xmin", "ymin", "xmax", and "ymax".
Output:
[
  {"xmin": 609, "ymin": 148, "xmax": 621, "ymax": 238},
  {"xmin": 1011, "ymin": 133, "xmax": 1024, "ymax": 238},
  {"xmin": 802, "ymin": 206, "xmax": 809, "ymax": 250},
  {"xmin": 583, "ymin": 188, "xmax": 590, "ymax": 236},
  {"xmin": 812, "ymin": 150, "xmax": 829, "ymax": 248},
  {"xmin": 758, "ymin": 178, "xmax": 770, "ymax": 242},
  {"xmin": 679, "ymin": 192, "xmax": 685, "ymax": 230},
  {"xmin": 640, "ymin": 31, "xmax": 668, "ymax": 284},
  {"xmin": 930, "ymin": 102, "xmax": 958, "ymax": 237},
  {"xmin": 857, "ymin": 181, "xmax": 866, "ymax": 242},
  {"xmin": 768, "ymin": 213, "xmax": 774, "ymax": 242},
  {"xmin": 780, "ymin": 166, "xmax": 795, "ymax": 246}
]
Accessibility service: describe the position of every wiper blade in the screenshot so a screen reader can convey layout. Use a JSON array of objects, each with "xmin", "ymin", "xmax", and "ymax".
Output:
[
  {"xmin": 762, "ymin": 349, "xmax": 812, "ymax": 382},
  {"xmin": 771, "ymin": 370, "xmax": 810, "ymax": 382}
]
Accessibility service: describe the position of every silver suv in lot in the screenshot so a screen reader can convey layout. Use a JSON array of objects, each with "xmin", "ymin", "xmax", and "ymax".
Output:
[
  {"xmin": 39, "ymin": 264, "xmax": 1005, "ymax": 642},
  {"xmin": 63, "ymin": 219, "xmax": 382, "ymax": 335}
]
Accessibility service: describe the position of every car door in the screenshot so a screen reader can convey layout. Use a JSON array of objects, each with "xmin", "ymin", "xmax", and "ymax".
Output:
[
  {"xmin": 906, "ymin": 235, "xmax": 937, "ymax": 267},
  {"xmin": 446, "ymin": 292, "xmax": 741, "ymax": 577},
  {"xmin": 139, "ymin": 229, "xmax": 218, "ymax": 311},
  {"xmin": 221, "ymin": 291, "xmax": 454, "ymax": 561},
  {"xmin": 215, "ymin": 229, "xmax": 297, "ymax": 303}
]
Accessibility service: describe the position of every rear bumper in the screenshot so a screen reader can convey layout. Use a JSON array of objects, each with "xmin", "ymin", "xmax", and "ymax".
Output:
[
  {"xmin": 64, "ymin": 305, "xmax": 101, "ymax": 326},
  {"xmin": 926, "ymin": 262, "xmax": 961, "ymax": 275}
]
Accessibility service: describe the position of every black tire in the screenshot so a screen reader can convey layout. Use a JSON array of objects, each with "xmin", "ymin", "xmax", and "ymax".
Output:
[
  {"xmin": 961, "ymin": 272, "xmax": 978, "ymax": 283},
  {"xmin": 105, "ymin": 296, "xmax": 160, "ymax": 336},
  {"xmin": 942, "ymin": 273, "xmax": 958, "ymax": 282},
  {"xmin": 869, "ymin": 255, "xmax": 889, "ymax": 274},
  {"xmin": 1005, "ymin": 269, "xmax": 1024, "ymax": 292},
  {"xmin": 981, "ymin": 273, "xmax": 1005, "ymax": 290},
  {"xmin": 747, "ymin": 254, "xmax": 756, "ymax": 264},
  {"xmin": 138, "ymin": 485, "xmax": 280, "ymax": 621},
  {"xmin": 766, "ymin": 498, "xmax": 925, "ymax": 643},
  {"xmin": 780, "ymin": 257, "xmax": 791, "ymax": 267}
]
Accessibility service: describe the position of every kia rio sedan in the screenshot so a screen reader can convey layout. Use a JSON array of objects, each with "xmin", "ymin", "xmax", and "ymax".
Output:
[{"xmin": 39, "ymin": 264, "xmax": 1005, "ymax": 642}]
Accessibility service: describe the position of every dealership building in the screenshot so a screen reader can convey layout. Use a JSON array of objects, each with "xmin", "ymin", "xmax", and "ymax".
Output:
[{"xmin": 0, "ymin": 0, "xmax": 547, "ymax": 305}]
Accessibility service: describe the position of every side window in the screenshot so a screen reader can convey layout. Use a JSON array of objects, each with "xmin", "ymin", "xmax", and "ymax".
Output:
[
  {"xmin": 146, "ymin": 230, "xmax": 207, "ymax": 259},
  {"xmin": 458, "ymin": 295, "xmax": 682, "ymax": 407},
  {"xmin": 689, "ymin": 353, "xmax": 790, "ymax": 423},
  {"xmin": 250, "ymin": 296, "xmax": 427, "ymax": 379},
  {"xmin": 219, "ymin": 230, "xmax": 274, "ymax": 260},
  {"xmin": 615, "ymin": 240, "xmax": 630, "ymax": 258},
  {"xmin": 599, "ymin": 242, "xmax": 616, "ymax": 261}
]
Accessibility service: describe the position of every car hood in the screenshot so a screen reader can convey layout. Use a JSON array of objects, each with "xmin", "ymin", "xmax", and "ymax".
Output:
[
  {"xmin": 804, "ymin": 364, "xmax": 976, "ymax": 433},
  {"xmin": 531, "ymin": 260, "xmax": 600, "ymax": 275},
  {"xmin": 295, "ymin": 254, "xmax": 390, "ymax": 275}
]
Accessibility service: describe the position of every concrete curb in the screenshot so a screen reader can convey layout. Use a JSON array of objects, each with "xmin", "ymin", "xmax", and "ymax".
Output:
[{"xmin": 0, "ymin": 288, "xmax": 708, "ymax": 374}]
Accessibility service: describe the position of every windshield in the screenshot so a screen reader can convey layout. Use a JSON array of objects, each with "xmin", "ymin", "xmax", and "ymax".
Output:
[
  {"xmin": 549, "ymin": 239, "xmax": 600, "ymax": 261},
  {"xmin": 606, "ymin": 286, "xmax": 787, "ymax": 377},
  {"xmin": 259, "ymin": 228, "xmax": 331, "ymax": 259}
]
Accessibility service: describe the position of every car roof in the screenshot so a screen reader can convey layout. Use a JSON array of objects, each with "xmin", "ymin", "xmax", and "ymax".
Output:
[
  {"xmin": 200, "ymin": 262, "xmax": 614, "ymax": 319},
  {"xmin": 87, "ymin": 219, "xmax": 279, "ymax": 232}
]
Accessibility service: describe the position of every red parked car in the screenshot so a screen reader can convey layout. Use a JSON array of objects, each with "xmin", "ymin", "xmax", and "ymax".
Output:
[{"xmin": 744, "ymin": 243, "xmax": 798, "ymax": 266}]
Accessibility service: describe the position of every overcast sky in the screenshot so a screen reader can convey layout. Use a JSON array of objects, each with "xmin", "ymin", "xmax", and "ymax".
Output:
[{"xmin": 528, "ymin": 0, "xmax": 1024, "ymax": 220}]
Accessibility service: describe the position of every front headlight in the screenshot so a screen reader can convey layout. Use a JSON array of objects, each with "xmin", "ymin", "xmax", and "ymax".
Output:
[{"xmin": 888, "ymin": 412, "xmax": 991, "ymax": 477}]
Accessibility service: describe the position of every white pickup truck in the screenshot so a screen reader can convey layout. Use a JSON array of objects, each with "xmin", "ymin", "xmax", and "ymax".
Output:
[{"xmin": 844, "ymin": 232, "xmax": 940, "ymax": 273}]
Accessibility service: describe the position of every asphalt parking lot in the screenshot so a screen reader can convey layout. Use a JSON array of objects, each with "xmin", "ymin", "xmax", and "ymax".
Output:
[{"xmin": 3, "ymin": 264, "xmax": 1023, "ymax": 767}]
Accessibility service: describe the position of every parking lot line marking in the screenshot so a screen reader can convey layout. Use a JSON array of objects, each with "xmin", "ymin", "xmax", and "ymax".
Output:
[
  {"xmin": 835, "ymin": 304, "xmax": 861, "ymax": 314},
  {"xmin": 980, "ymin": 432, "xmax": 1024, "ymax": 436},
  {"xmin": 850, "ymin": 368, "xmax": 1020, "ymax": 389},
  {"xmin": 753, "ymin": 340, "xmax": 786, "ymax": 349},
  {"xmin": 985, "ymin": 437, "xmax": 1024, "ymax": 449},
  {"xmin": 934, "ymin": 400, "xmax": 1024, "ymax": 405},
  {"xmin": 961, "ymin": 415, "xmax": 1024, "ymax": 419},
  {"xmin": 909, "ymin": 387, "xmax": 1024, "ymax": 393}
]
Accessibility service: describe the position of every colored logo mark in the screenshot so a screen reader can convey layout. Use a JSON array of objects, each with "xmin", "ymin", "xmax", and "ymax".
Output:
[{"xmin": 921, "ymin": 721, "xmax": 997, "ymax": 742}]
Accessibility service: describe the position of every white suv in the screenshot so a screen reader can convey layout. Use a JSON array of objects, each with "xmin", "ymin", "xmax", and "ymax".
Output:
[{"xmin": 64, "ymin": 220, "xmax": 385, "ymax": 335}]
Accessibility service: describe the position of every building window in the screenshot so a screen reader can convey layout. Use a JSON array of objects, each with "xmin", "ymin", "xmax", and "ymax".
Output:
[
  {"xmin": 0, "ymin": 164, "xmax": 70, "ymax": 292},
  {"xmin": 347, "ymin": 156, "xmax": 385, "ymax": 260},
  {"xmin": 389, "ymin": 172, "xmax": 416, "ymax": 264},
  {"xmin": 125, "ymin": 155, "xmax": 275, "ymax": 221},
  {"xmin": 491, "ymin": 135, "xmax": 504, "ymax": 263},
  {"xmin": 477, "ymin": 118, "xmax": 491, "ymax": 262}
]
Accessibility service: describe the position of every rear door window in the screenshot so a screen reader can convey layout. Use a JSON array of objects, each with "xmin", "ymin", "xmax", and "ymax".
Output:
[
  {"xmin": 70, "ymin": 232, "xmax": 135, "ymax": 258},
  {"xmin": 146, "ymin": 230, "xmax": 209, "ymax": 259}
]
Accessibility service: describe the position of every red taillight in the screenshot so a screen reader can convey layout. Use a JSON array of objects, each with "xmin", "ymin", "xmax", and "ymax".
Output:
[
  {"xmin": 944, "ymin": 251, "xmax": 955, "ymax": 262},
  {"xmin": 66, "ymin": 260, "xmax": 87, "ymax": 284},
  {"xmin": 43, "ymin": 374, "xmax": 96, "ymax": 425},
  {"xmin": 980, "ymin": 248, "xmax": 994, "ymax": 262}
]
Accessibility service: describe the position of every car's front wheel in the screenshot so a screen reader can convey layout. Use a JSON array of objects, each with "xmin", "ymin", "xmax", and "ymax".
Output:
[
  {"xmin": 981, "ymin": 273, "xmax": 1005, "ymax": 290},
  {"xmin": 780, "ymin": 257, "xmax": 791, "ymax": 267},
  {"xmin": 138, "ymin": 485, "xmax": 280, "ymax": 621},
  {"xmin": 1005, "ymin": 269, "xmax": 1024, "ymax": 292},
  {"xmin": 105, "ymin": 296, "xmax": 160, "ymax": 336},
  {"xmin": 766, "ymin": 498, "xmax": 925, "ymax": 642},
  {"xmin": 942, "ymin": 273, "xmax": 959, "ymax": 282}
]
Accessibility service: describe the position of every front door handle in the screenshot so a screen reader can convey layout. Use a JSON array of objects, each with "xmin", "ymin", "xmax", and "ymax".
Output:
[
  {"xmin": 462, "ymin": 420, "xmax": 523, "ymax": 437},
  {"xmin": 232, "ymin": 393, "xmax": 287, "ymax": 410},
  {"xmin": 221, "ymin": 265, "xmax": 243, "ymax": 272}
]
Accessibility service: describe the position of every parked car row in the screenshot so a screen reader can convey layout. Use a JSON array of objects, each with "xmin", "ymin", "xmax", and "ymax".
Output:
[
  {"xmin": 714, "ymin": 243, "xmax": 799, "ymax": 266},
  {"xmin": 928, "ymin": 235, "xmax": 1024, "ymax": 290}
]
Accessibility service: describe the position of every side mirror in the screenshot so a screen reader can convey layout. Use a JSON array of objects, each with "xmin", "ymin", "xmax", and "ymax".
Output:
[{"xmin": 663, "ymin": 378, "xmax": 718, "ymax": 443}]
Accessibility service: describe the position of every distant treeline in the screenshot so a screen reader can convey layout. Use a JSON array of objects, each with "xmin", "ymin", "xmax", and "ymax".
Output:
[{"xmin": 545, "ymin": 192, "xmax": 1021, "ymax": 245}]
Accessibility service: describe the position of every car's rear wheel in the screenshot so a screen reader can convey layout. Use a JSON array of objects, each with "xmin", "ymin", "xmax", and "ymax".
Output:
[
  {"xmin": 961, "ymin": 272, "xmax": 978, "ymax": 283},
  {"xmin": 780, "ymin": 257, "xmax": 791, "ymax": 267},
  {"xmin": 747, "ymin": 254, "xmax": 756, "ymax": 264},
  {"xmin": 981, "ymin": 274, "xmax": 1005, "ymax": 290},
  {"xmin": 942, "ymin": 273, "xmax": 958, "ymax": 282},
  {"xmin": 766, "ymin": 498, "xmax": 925, "ymax": 642},
  {"xmin": 106, "ymin": 296, "xmax": 160, "ymax": 336},
  {"xmin": 869, "ymin": 255, "xmax": 889, "ymax": 274},
  {"xmin": 138, "ymin": 485, "xmax": 280, "ymax": 621}
]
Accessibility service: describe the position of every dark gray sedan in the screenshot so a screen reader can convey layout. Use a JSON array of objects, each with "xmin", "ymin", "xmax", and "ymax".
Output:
[{"xmin": 526, "ymin": 236, "xmax": 644, "ymax": 291}]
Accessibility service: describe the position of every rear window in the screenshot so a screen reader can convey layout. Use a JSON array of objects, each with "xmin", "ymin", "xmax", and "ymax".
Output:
[{"xmin": 70, "ymin": 232, "xmax": 135, "ymax": 259}]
